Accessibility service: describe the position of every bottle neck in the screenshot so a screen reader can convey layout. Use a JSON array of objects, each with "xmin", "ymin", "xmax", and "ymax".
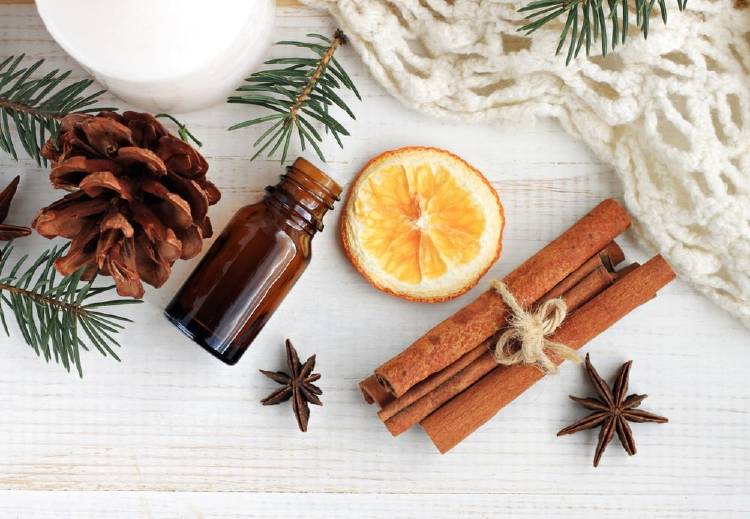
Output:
[{"xmin": 263, "ymin": 158, "xmax": 342, "ymax": 235}]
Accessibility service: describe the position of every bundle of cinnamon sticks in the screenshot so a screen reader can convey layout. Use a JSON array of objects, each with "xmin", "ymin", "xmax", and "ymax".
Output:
[{"xmin": 359, "ymin": 199, "xmax": 676, "ymax": 453}]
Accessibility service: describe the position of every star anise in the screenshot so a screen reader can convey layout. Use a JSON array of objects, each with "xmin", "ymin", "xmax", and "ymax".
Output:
[
  {"xmin": 260, "ymin": 339, "xmax": 322, "ymax": 432},
  {"xmin": 0, "ymin": 176, "xmax": 31, "ymax": 240},
  {"xmin": 557, "ymin": 353, "xmax": 668, "ymax": 467}
]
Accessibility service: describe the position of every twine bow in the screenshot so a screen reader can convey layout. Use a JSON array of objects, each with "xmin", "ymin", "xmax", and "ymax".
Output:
[{"xmin": 490, "ymin": 281, "xmax": 581, "ymax": 373}]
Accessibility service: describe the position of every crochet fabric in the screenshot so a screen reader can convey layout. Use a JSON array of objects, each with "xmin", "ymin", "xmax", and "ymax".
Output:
[{"xmin": 303, "ymin": 0, "xmax": 750, "ymax": 327}]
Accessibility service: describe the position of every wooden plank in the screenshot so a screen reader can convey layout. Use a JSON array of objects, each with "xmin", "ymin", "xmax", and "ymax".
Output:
[
  {"xmin": 1, "ymin": 491, "xmax": 749, "ymax": 518},
  {"xmin": 0, "ymin": 0, "xmax": 304, "ymax": 4}
]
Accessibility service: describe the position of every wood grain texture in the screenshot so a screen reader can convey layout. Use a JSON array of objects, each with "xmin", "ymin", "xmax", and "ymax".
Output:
[
  {"xmin": 0, "ymin": 0, "xmax": 303, "ymax": 4},
  {"xmin": 0, "ymin": 3, "xmax": 749, "ymax": 518},
  {"xmin": 2, "ymin": 492, "xmax": 750, "ymax": 518}
]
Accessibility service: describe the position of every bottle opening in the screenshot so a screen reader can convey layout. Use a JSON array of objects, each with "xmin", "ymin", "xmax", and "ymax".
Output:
[
  {"xmin": 265, "ymin": 157, "xmax": 342, "ymax": 234},
  {"xmin": 287, "ymin": 157, "xmax": 343, "ymax": 204}
]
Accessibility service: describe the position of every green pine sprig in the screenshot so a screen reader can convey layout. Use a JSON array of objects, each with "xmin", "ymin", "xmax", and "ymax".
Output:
[
  {"xmin": 156, "ymin": 113, "xmax": 203, "ymax": 147},
  {"xmin": 0, "ymin": 55, "xmax": 112, "ymax": 165},
  {"xmin": 0, "ymin": 242, "xmax": 141, "ymax": 377},
  {"xmin": 519, "ymin": 0, "xmax": 688, "ymax": 64},
  {"xmin": 228, "ymin": 29, "xmax": 361, "ymax": 163}
]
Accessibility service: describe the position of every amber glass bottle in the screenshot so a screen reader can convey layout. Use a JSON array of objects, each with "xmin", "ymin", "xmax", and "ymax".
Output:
[{"xmin": 165, "ymin": 158, "xmax": 342, "ymax": 365}]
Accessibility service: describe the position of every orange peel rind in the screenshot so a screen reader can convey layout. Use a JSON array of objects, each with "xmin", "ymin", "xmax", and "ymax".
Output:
[{"xmin": 340, "ymin": 147, "xmax": 505, "ymax": 302}]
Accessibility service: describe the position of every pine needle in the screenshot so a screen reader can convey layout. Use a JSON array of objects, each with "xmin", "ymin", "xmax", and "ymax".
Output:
[
  {"xmin": 156, "ymin": 113, "xmax": 203, "ymax": 147},
  {"xmin": 0, "ymin": 242, "xmax": 141, "ymax": 377},
  {"xmin": 518, "ymin": 0, "xmax": 687, "ymax": 64},
  {"xmin": 0, "ymin": 55, "xmax": 113, "ymax": 165},
  {"xmin": 228, "ymin": 30, "xmax": 360, "ymax": 163}
]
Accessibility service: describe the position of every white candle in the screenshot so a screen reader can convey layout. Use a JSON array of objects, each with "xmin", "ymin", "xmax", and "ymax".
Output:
[{"xmin": 37, "ymin": 0, "xmax": 275, "ymax": 113}]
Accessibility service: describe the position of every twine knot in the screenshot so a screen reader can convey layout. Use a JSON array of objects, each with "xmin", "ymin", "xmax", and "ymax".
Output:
[{"xmin": 490, "ymin": 281, "xmax": 581, "ymax": 373}]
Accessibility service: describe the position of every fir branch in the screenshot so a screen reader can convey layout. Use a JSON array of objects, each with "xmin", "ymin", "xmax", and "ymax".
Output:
[
  {"xmin": 0, "ymin": 242, "xmax": 141, "ymax": 377},
  {"xmin": 228, "ymin": 30, "xmax": 361, "ymax": 163},
  {"xmin": 518, "ymin": 0, "xmax": 687, "ymax": 64},
  {"xmin": 156, "ymin": 113, "xmax": 203, "ymax": 147},
  {"xmin": 0, "ymin": 55, "xmax": 113, "ymax": 165}
]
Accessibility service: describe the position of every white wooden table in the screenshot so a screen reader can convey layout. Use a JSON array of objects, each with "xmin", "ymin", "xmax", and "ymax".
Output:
[{"xmin": 1, "ymin": 3, "xmax": 749, "ymax": 518}]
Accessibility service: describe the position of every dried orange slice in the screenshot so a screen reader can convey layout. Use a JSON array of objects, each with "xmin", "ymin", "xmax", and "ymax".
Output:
[{"xmin": 340, "ymin": 147, "xmax": 504, "ymax": 302}]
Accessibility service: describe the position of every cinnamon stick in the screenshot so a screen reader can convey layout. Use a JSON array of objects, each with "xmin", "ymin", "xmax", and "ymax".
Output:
[
  {"xmin": 359, "ymin": 375, "xmax": 395, "ymax": 407},
  {"xmin": 378, "ymin": 343, "xmax": 488, "ymax": 423},
  {"xmin": 550, "ymin": 263, "xmax": 617, "ymax": 310},
  {"xmin": 375, "ymin": 199, "xmax": 631, "ymax": 397},
  {"xmin": 421, "ymin": 255, "xmax": 676, "ymax": 453},
  {"xmin": 381, "ymin": 263, "xmax": 619, "ymax": 436},
  {"xmin": 539, "ymin": 242, "xmax": 622, "ymax": 303},
  {"xmin": 371, "ymin": 244, "xmax": 622, "ymax": 418}
]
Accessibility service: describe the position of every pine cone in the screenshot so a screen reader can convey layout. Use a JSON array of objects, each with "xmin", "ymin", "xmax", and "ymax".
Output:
[{"xmin": 33, "ymin": 111, "xmax": 220, "ymax": 298}]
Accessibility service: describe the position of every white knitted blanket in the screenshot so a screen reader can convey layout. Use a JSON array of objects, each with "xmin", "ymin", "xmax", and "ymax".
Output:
[{"xmin": 303, "ymin": 0, "xmax": 750, "ymax": 327}]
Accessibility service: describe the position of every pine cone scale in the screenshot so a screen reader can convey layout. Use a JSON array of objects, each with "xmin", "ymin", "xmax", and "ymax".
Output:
[
  {"xmin": 156, "ymin": 136, "xmax": 208, "ymax": 178},
  {"xmin": 198, "ymin": 216, "xmax": 213, "ymax": 239},
  {"xmin": 100, "ymin": 206, "xmax": 135, "ymax": 237},
  {"xmin": 123, "ymin": 110, "xmax": 168, "ymax": 148},
  {"xmin": 96, "ymin": 228, "xmax": 120, "ymax": 269},
  {"xmin": 55, "ymin": 222, "xmax": 100, "ymax": 277},
  {"xmin": 79, "ymin": 171, "xmax": 136, "ymax": 201},
  {"xmin": 80, "ymin": 117, "xmax": 133, "ymax": 156},
  {"xmin": 159, "ymin": 229, "xmax": 183, "ymax": 263},
  {"xmin": 141, "ymin": 179, "xmax": 194, "ymax": 230},
  {"xmin": 199, "ymin": 179, "xmax": 221, "ymax": 205},
  {"xmin": 176, "ymin": 225, "xmax": 203, "ymax": 260},
  {"xmin": 135, "ymin": 234, "xmax": 171, "ymax": 289},
  {"xmin": 166, "ymin": 172, "xmax": 209, "ymax": 222},
  {"xmin": 117, "ymin": 147, "xmax": 167, "ymax": 175},
  {"xmin": 50, "ymin": 156, "xmax": 121, "ymax": 189},
  {"xmin": 33, "ymin": 195, "xmax": 110, "ymax": 239},
  {"xmin": 106, "ymin": 238, "xmax": 143, "ymax": 299}
]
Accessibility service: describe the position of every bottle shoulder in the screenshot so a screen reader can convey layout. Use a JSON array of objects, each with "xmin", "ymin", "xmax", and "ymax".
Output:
[
  {"xmin": 227, "ymin": 201, "xmax": 312, "ymax": 254},
  {"xmin": 234, "ymin": 201, "xmax": 269, "ymax": 219}
]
